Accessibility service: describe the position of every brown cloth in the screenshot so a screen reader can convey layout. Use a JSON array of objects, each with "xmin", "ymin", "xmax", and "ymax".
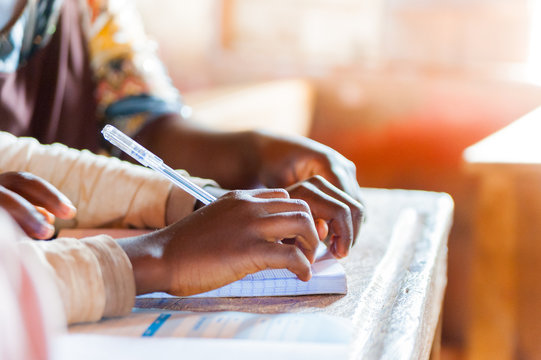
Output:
[{"xmin": 0, "ymin": 0, "xmax": 99, "ymax": 152}]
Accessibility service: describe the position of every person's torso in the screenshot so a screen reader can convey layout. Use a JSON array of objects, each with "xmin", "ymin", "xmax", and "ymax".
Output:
[{"xmin": 0, "ymin": 0, "xmax": 99, "ymax": 151}]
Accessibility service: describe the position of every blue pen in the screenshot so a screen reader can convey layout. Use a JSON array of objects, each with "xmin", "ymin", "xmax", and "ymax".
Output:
[{"xmin": 101, "ymin": 125, "xmax": 216, "ymax": 205}]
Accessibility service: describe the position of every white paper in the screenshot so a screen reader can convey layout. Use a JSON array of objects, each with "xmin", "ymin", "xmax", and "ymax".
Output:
[
  {"xmin": 137, "ymin": 310, "xmax": 352, "ymax": 343},
  {"xmin": 52, "ymin": 335, "xmax": 350, "ymax": 360},
  {"xmin": 70, "ymin": 310, "xmax": 353, "ymax": 344},
  {"xmin": 138, "ymin": 243, "xmax": 346, "ymax": 298}
]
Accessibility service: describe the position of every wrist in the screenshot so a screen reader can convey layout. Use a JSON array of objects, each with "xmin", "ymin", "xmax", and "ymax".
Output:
[
  {"xmin": 241, "ymin": 130, "xmax": 266, "ymax": 187},
  {"xmin": 165, "ymin": 186, "xmax": 193, "ymax": 226},
  {"xmin": 117, "ymin": 231, "xmax": 171, "ymax": 295}
]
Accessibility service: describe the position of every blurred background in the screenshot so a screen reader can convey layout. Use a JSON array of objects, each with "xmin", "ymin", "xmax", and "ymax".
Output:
[{"xmin": 133, "ymin": 0, "xmax": 541, "ymax": 358}]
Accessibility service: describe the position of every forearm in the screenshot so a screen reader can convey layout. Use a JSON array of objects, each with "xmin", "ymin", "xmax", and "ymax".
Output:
[
  {"xmin": 135, "ymin": 114, "xmax": 261, "ymax": 189},
  {"xmin": 0, "ymin": 132, "xmax": 173, "ymax": 228}
]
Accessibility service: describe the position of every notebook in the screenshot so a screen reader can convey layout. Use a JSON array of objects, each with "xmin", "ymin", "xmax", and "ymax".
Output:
[
  {"xmin": 139, "ymin": 243, "xmax": 347, "ymax": 298},
  {"xmin": 55, "ymin": 334, "xmax": 349, "ymax": 360}
]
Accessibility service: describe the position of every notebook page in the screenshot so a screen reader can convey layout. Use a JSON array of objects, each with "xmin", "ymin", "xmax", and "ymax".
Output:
[{"xmin": 138, "ymin": 243, "xmax": 346, "ymax": 298}]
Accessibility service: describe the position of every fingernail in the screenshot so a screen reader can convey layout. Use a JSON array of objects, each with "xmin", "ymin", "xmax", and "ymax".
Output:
[
  {"xmin": 58, "ymin": 201, "xmax": 77, "ymax": 218},
  {"xmin": 39, "ymin": 223, "xmax": 55, "ymax": 239},
  {"xmin": 63, "ymin": 203, "xmax": 77, "ymax": 217},
  {"xmin": 58, "ymin": 193, "xmax": 76, "ymax": 215},
  {"xmin": 315, "ymin": 218, "xmax": 329, "ymax": 240},
  {"xmin": 35, "ymin": 206, "xmax": 55, "ymax": 224}
]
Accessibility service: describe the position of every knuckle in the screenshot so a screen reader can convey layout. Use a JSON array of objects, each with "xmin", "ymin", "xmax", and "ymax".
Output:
[
  {"xmin": 271, "ymin": 188, "xmax": 289, "ymax": 198},
  {"xmin": 292, "ymin": 210, "xmax": 311, "ymax": 224},
  {"xmin": 285, "ymin": 245, "xmax": 303, "ymax": 263},
  {"xmin": 351, "ymin": 203, "xmax": 364, "ymax": 224},
  {"xmin": 228, "ymin": 189, "xmax": 245, "ymax": 199},
  {"xmin": 310, "ymin": 174, "xmax": 326, "ymax": 185},
  {"xmin": 289, "ymin": 182, "xmax": 310, "ymax": 195},
  {"xmin": 244, "ymin": 220, "xmax": 260, "ymax": 236},
  {"xmin": 345, "ymin": 158, "xmax": 356, "ymax": 171},
  {"xmin": 305, "ymin": 174, "xmax": 328, "ymax": 189},
  {"xmin": 296, "ymin": 182, "xmax": 311, "ymax": 191},
  {"xmin": 228, "ymin": 191, "xmax": 255, "ymax": 206},
  {"xmin": 319, "ymin": 152, "xmax": 334, "ymax": 167},
  {"xmin": 335, "ymin": 201, "xmax": 351, "ymax": 217},
  {"xmin": 291, "ymin": 198, "xmax": 310, "ymax": 212}
]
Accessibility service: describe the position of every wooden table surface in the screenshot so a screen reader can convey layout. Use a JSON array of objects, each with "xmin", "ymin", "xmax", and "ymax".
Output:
[
  {"xmin": 464, "ymin": 107, "xmax": 541, "ymax": 360},
  {"xmin": 70, "ymin": 188, "xmax": 454, "ymax": 360}
]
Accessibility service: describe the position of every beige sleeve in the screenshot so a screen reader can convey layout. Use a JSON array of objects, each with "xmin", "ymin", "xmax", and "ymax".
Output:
[
  {"xmin": 18, "ymin": 235, "xmax": 136, "ymax": 325},
  {"xmin": 0, "ymin": 131, "xmax": 214, "ymax": 229}
]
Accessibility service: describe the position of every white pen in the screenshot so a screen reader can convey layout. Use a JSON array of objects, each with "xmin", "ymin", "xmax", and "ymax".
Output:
[{"xmin": 101, "ymin": 125, "xmax": 216, "ymax": 205}]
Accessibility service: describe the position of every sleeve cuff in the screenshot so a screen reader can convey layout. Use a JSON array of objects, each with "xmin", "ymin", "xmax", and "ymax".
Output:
[
  {"xmin": 20, "ymin": 235, "xmax": 136, "ymax": 325},
  {"xmin": 27, "ymin": 238, "xmax": 106, "ymax": 324},
  {"xmin": 81, "ymin": 236, "xmax": 135, "ymax": 318}
]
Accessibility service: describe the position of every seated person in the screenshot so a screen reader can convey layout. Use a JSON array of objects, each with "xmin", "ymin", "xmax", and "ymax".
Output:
[
  {"xmin": 0, "ymin": 0, "xmax": 364, "ymax": 253},
  {"xmin": 0, "ymin": 131, "xmax": 361, "ymax": 325}
]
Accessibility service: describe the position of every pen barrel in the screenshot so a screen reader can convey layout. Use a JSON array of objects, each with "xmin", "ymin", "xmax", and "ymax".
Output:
[
  {"xmin": 102, "ymin": 125, "xmax": 163, "ymax": 168},
  {"xmin": 159, "ymin": 165, "xmax": 216, "ymax": 205},
  {"xmin": 102, "ymin": 124, "xmax": 216, "ymax": 206}
]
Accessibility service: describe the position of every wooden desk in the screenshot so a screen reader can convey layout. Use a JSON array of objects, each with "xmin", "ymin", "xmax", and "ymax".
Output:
[
  {"xmin": 463, "ymin": 107, "xmax": 541, "ymax": 360},
  {"xmin": 69, "ymin": 188, "xmax": 453, "ymax": 360}
]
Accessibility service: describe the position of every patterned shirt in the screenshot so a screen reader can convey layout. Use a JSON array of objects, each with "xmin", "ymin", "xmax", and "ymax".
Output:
[{"xmin": 0, "ymin": 0, "xmax": 187, "ymax": 150}]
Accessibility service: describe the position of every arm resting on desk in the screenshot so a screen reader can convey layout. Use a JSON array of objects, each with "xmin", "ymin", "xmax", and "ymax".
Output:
[
  {"xmin": 0, "ymin": 131, "xmax": 216, "ymax": 229},
  {"xmin": 18, "ymin": 233, "xmax": 136, "ymax": 325}
]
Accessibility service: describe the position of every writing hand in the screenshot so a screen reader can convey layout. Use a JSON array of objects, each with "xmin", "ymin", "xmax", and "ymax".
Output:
[
  {"xmin": 287, "ymin": 175, "xmax": 364, "ymax": 258},
  {"xmin": 120, "ymin": 188, "xmax": 319, "ymax": 296},
  {"xmin": 0, "ymin": 172, "xmax": 76, "ymax": 239}
]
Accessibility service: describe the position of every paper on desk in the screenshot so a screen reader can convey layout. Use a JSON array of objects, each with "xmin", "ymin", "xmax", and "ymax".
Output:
[
  {"xmin": 70, "ymin": 310, "xmax": 353, "ymax": 344},
  {"xmin": 138, "ymin": 243, "xmax": 346, "ymax": 298},
  {"xmin": 52, "ymin": 335, "xmax": 349, "ymax": 360}
]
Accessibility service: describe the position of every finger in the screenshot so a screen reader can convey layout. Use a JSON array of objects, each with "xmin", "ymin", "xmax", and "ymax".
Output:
[
  {"xmin": 0, "ymin": 172, "xmax": 76, "ymax": 219},
  {"xmin": 315, "ymin": 218, "xmax": 329, "ymax": 240},
  {"xmin": 253, "ymin": 242, "xmax": 312, "ymax": 281},
  {"xmin": 257, "ymin": 211, "xmax": 319, "ymax": 263},
  {"xmin": 249, "ymin": 188, "xmax": 290, "ymax": 200},
  {"xmin": 35, "ymin": 206, "xmax": 55, "ymax": 225},
  {"xmin": 304, "ymin": 176, "xmax": 364, "ymax": 246},
  {"xmin": 0, "ymin": 187, "xmax": 55, "ymax": 239},
  {"xmin": 256, "ymin": 197, "xmax": 313, "ymax": 217},
  {"xmin": 314, "ymin": 163, "xmax": 343, "ymax": 190},
  {"xmin": 312, "ymin": 157, "xmax": 363, "ymax": 203},
  {"xmin": 288, "ymin": 180, "xmax": 356, "ymax": 258}
]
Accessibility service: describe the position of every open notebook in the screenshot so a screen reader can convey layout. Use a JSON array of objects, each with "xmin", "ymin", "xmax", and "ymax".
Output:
[{"xmin": 139, "ymin": 243, "xmax": 347, "ymax": 298}]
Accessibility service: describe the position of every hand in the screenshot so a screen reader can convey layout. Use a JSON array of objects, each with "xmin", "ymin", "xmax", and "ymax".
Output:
[
  {"xmin": 254, "ymin": 131, "xmax": 363, "ymax": 202},
  {"xmin": 287, "ymin": 175, "xmax": 364, "ymax": 258},
  {"xmin": 0, "ymin": 172, "xmax": 76, "ymax": 239},
  {"xmin": 120, "ymin": 189, "xmax": 319, "ymax": 296},
  {"xmin": 137, "ymin": 116, "xmax": 362, "ymax": 201},
  {"xmin": 165, "ymin": 185, "xmax": 228, "ymax": 225}
]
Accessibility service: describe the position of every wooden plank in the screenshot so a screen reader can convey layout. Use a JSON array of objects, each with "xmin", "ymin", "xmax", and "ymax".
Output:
[{"xmin": 467, "ymin": 172, "xmax": 518, "ymax": 359}]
